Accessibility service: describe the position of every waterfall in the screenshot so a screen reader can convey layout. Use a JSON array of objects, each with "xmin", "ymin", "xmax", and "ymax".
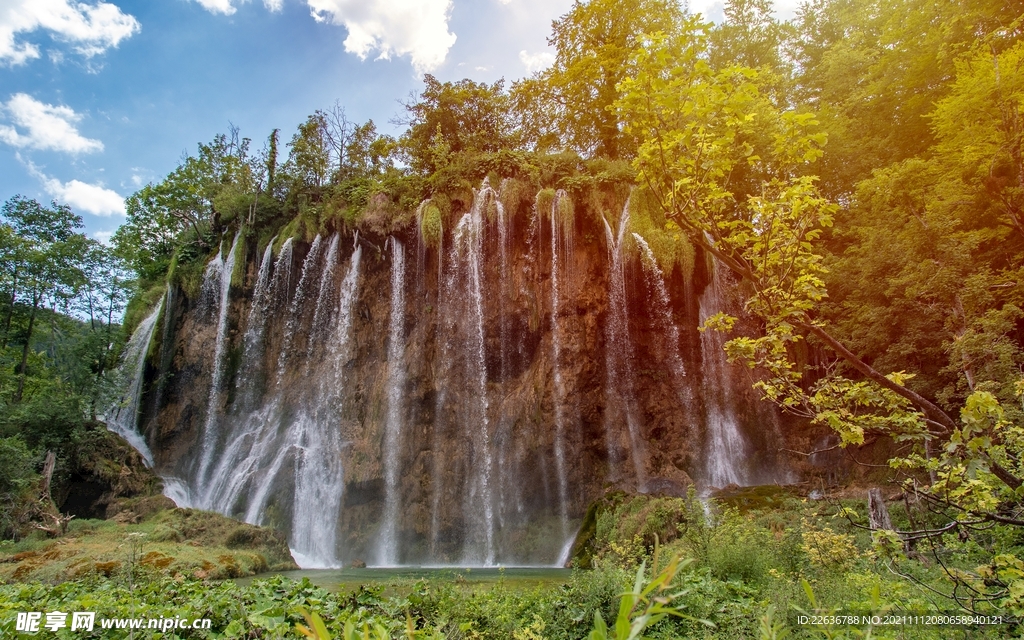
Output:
[
  {"xmin": 149, "ymin": 181, "xmax": 793, "ymax": 569},
  {"xmin": 195, "ymin": 232, "xmax": 241, "ymax": 486},
  {"xmin": 309, "ymin": 233, "xmax": 340, "ymax": 356},
  {"xmin": 699, "ymin": 260, "xmax": 753, "ymax": 487},
  {"xmin": 288, "ymin": 241, "xmax": 362, "ymax": 566},
  {"xmin": 105, "ymin": 296, "xmax": 165, "ymax": 467},
  {"xmin": 494, "ymin": 185, "xmax": 511, "ymax": 535},
  {"xmin": 194, "ymin": 239, "xmax": 362, "ymax": 568},
  {"xmin": 441, "ymin": 183, "xmax": 496, "ymax": 565},
  {"xmin": 549, "ymin": 190, "xmax": 570, "ymax": 542},
  {"xmin": 377, "ymin": 237, "xmax": 406, "ymax": 566},
  {"xmin": 633, "ymin": 233, "xmax": 688, "ymax": 385},
  {"xmin": 277, "ymin": 234, "xmax": 323, "ymax": 381},
  {"xmin": 236, "ymin": 238, "xmax": 277, "ymax": 409},
  {"xmin": 603, "ymin": 203, "xmax": 647, "ymax": 490}
]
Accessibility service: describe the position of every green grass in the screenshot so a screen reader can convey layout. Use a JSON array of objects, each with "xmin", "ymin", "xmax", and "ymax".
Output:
[
  {"xmin": 1, "ymin": 491, "xmax": 1018, "ymax": 638},
  {"xmin": 0, "ymin": 504, "xmax": 296, "ymax": 583}
]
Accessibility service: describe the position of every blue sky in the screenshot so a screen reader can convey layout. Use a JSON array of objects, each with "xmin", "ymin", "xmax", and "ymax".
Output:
[{"xmin": 0, "ymin": 0, "xmax": 796, "ymax": 242}]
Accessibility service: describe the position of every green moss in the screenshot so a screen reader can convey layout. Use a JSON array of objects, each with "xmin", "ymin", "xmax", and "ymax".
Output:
[
  {"xmin": 535, "ymin": 188, "xmax": 556, "ymax": 219},
  {"xmin": 0, "ymin": 505, "xmax": 297, "ymax": 583},
  {"xmin": 171, "ymin": 250, "xmax": 210, "ymax": 301},
  {"xmin": 499, "ymin": 177, "xmax": 534, "ymax": 221},
  {"xmin": 229, "ymin": 231, "xmax": 247, "ymax": 289},
  {"xmin": 273, "ymin": 216, "xmax": 302, "ymax": 254},
  {"xmin": 555, "ymin": 190, "xmax": 574, "ymax": 227},
  {"xmin": 627, "ymin": 187, "xmax": 696, "ymax": 284},
  {"xmin": 418, "ymin": 200, "xmax": 444, "ymax": 249},
  {"xmin": 122, "ymin": 284, "xmax": 167, "ymax": 338}
]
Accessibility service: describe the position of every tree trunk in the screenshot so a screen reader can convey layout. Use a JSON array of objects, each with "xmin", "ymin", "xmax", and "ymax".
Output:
[
  {"xmin": 868, "ymin": 488, "xmax": 893, "ymax": 531},
  {"xmin": 40, "ymin": 450, "xmax": 56, "ymax": 500},
  {"xmin": 13, "ymin": 298, "xmax": 38, "ymax": 403},
  {"xmin": 2, "ymin": 266, "xmax": 18, "ymax": 348}
]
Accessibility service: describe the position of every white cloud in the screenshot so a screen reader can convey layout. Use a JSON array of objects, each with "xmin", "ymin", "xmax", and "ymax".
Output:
[
  {"xmin": 306, "ymin": 0, "xmax": 456, "ymax": 72},
  {"xmin": 0, "ymin": 0, "xmax": 139, "ymax": 66},
  {"xmin": 24, "ymin": 160, "xmax": 125, "ymax": 216},
  {"xmin": 191, "ymin": 0, "xmax": 285, "ymax": 16},
  {"xmin": 193, "ymin": 0, "xmax": 240, "ymax": 16},
  {"xmin": 519, "ymin": 49, "xmax": 554, "ymax": 74},
  {"xmin": 92, "ymin": 230, "xmax": 113, "ymax": 244},
  {"xmin": 0, "ymin": 93, "xmax": 103, "ymax": 154},
  {"xmin": 42, "ymin": 177, "xmax": 125, "ymax": 216}
]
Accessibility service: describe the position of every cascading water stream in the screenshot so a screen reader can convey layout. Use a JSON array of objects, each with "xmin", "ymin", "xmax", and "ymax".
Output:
[
  {"xmin": 377, "ymin": 237, "xmax": 406, "ymax": 566},
  {"xmin": 277, "ymin": 234, "xmax": 323, "ymax": 381},
  {"xmin": 105, "ymin": 296, "xmax": 165, "ymax": 467},
  {"xmin": 196, "ymin": 238, "xmax": 362, "ymax": 568},
  {"xmin": 632, "ymin": 233, "xmax": 688, "ymax": 385},
  {"xmin": 196, "ymin": 232, "xmax": 241, "ymax": 488},
  {"xmin": 603, "ymin": 204, "xmax": 647, "ymax": 490},
  {"xmin": 699, "ymin": 259, "xmax": 753, "ymax": 487},
  {"xmin": 549, "ymin": 190, "xmax": 570, "ymax": 543},
  {"xmin": 236, "ymin": 238, "xmax": 277, "ymax": 409},
  {"xmin": 309, "ymin": 233, "xmax": 340, "ymax": 356},
  {"xmin": 291, "ymin": 242, "xmax": 362, "ymax": 566},
  {"xmin": 442, "ymin": 184, "xmax": 496, "ymax": 565}
]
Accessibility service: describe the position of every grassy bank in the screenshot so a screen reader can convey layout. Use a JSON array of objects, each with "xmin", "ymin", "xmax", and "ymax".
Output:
[
  {"xmin": 0, "ymin": 503, "xmax": 296, "ymax": 584},
  {"xmin": 1, "ymin": 487, "xmax": 1018, "ymax": 638}
]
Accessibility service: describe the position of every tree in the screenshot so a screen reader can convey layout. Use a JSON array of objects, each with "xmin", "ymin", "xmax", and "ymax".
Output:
[
  {"xmin": 709, "ymin": 0, "xmax": 794, "ymax": 105},
  {"xmin": 617, "ymin": 16, "xmax": 1024, "ymax": 613},
  {"xmin": 400, "ymin": 75, "xmax": 516, "ymax": 176},
  {"xmin": 286, "ymin": 112, "xmax": 332, "ymax": 189},
  {"xmin": 0, "ymin": 197, "xmax": 90, "ymax": 403},
  {"xmin": 74, "ymin": 243, "xmax": 131, "ymax": 417},
  {"xmin": 788, "ymin": 0, "xmax": 1024, "ymax": 199},
  {"xmin": 115, "ymin": 127, "xmax": 267, "ymax": 282},
  {"xmin": 513, "ymin": 0, "xmax": 685, "ymax": 158}
]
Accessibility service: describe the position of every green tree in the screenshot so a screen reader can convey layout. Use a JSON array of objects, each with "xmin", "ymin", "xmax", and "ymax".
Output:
[
  {"xmin": 514, "ymin": 0, "xmax": 684, "ymax": 158},
  {"xmin": 617, "ymin": 14, "xmax": 1024, "ymax": 613},
  {"xmin": 709, "ymin": 0, "xmax": 793, "ymax": 104},
  {"xmin": 400, "ymin": 75, "xmax": 516, "ymax": 176},
  {"xmin": 286, "ymin": 111, "xmax": 332, "ymax": 189},
  {"xmin": 115, "ymin": 127, "xmax": 267, "ymax": 282},
  {"xmin": 0, "ymin": 197, "xmax": 90, "ymax": 403}
]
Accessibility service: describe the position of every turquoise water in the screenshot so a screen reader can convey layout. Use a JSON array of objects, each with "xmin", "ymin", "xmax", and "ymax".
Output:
[{"xmin": 235, "ymin": 567, "xmax": 574, "ymax": 592}]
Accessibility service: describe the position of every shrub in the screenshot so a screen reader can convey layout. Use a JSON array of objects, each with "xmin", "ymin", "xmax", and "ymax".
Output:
[{"xmin": 419, "ymin": 200, "xmax": 444, "ymax": 249}]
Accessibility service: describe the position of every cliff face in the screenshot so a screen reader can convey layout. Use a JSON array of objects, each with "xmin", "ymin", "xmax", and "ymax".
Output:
[{"xmin": 136, "ymin": 184, "xmax": 795, "ymax": 567}]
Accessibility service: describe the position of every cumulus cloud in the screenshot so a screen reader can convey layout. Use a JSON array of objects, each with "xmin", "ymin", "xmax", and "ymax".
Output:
[
  {"xmin": 0, "ymin": 93, "xmax": 104, "ymax": 154},
  {"xmin": 0, "ymin": 0, "xmax": 139, "ymax": 66},
  {"xmin": 193, "ymin": 0, "xmax": 240, "ymax": 16},
  {"xmin": 24, "ymin": 161, "xmax": 125, "ymax": 216},
  {"xmin": 306, "ymin": 0, "xmax": 456, "ymax": 72},
  {"xmin": 264, "ymin": 0, "xmax": 284, "ymax": 10},
  {"xmin": 519, "ymin": 49, "xmax": 554, "ymax": 74}
]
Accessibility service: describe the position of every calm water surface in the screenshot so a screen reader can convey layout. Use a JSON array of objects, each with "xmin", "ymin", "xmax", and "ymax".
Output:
[{"xmin": 235, "ymin": 567, "xmax": 573, "ymax": 592}]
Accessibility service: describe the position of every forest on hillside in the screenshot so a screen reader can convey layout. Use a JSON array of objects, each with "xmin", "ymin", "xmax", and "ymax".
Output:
[{"xmin": 3, "ymin": 0, "xmax": 1024, "ymax": 627}]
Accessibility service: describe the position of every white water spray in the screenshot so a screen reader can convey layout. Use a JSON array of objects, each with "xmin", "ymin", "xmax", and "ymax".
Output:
[
  {"xmin": 105, "ymin": 296, "xmax": 165, "ymax": 467},
  {"xmin": 549, "ymin": 190, "xmax": 570, "ymax": 542},
  {"xmin": 603, "ymin": 204, "xmax": 647, "ymax": 490},
  {"xmin": 377, "ymin": 237, "xmax": 407, "ymax": 566},
  {"xmin": 699, "ymin": 260, "xmax": 753, "ymax": 487},
  {"xmin": 195, "ymin": 232, "xmax": 241, "ymax": 486}
]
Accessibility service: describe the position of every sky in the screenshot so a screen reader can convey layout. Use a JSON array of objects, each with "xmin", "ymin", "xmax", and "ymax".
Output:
[{"xmin": 0, "ymin": 0, "xmax": 800, "ymax": 243}]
